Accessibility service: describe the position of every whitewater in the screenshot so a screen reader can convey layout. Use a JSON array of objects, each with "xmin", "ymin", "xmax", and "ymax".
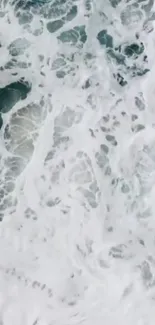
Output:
[{"xmin": 0, "ymin": 0, "xmax": 155, "ymax": 323}]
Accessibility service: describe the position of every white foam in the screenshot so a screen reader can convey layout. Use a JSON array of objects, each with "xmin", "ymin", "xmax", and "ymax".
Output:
[{"xmin": 0, "ymin": 0, "xmax": 154, "ymax": 324}]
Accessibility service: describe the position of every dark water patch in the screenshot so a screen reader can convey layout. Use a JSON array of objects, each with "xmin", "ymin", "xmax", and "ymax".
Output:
[
  {"xmin": 56, "ymin": 70, "xmax": 66, "ymax": 78},
  {"xmin": 13, "ymin": 0, "xmax": 77, "ymax": 27},
  {"xmin": 8, "ymin": 38, "xmax": 30, "ymax": 56},
  {"xmin": 131, "ymin": 114, "xmax": 138, "ymax": 121},
  {"xmin": 112, "ymin": 41, "xmax": 145, "ymax": 63},
  {"xmin": 84, "ymin": 0, "xmax": 92, "ymax": 12},
  {"xmin": 5, "ymin": 156, "xmax": 25, "ymax": 177},
  {"xmin": 140, "ymin": 261, "xmax": 154, "ymax": 287},
  {"xmin": 4, "ymin": 59, "xmax": 17, "ymax": 70},
  {"xmin": 132, "ymin": 124, "xmax": 145, "ymax": 133},
  {"xmin": 65, "ymin": 5, "xmax": 78, "ymax": 22},
  {"xmin": 82, "ymin": 79, "xmax": 91, "ymax": 89},
  {"xmin": 17, "ymin": 11, "xmax": 33, "ymax": 25},
  {"xmin": 80, "ymin": 188, "xmax": 98, "ymax": 208},
  {"xmin": 13, "ymin": 0, "xmax": 39, "ymax": 11},
  {"xmin": 130, "ymin": 67, "xmax": 149, "ymax": 77},
  {"xmin": 100, "ymin": 126, "xmax": 110, "ymax": 133},
  {"xmin": 52, "ymin": 0, "xmax": 67, "ymax": 5},
  {"xmin": 46, "ymin": 19, "xmax": 64, "ymax": 33},
  {"xmin": 109, "ymin": 244, "xmax": 132, "ymax": 259},
  {"xmin": 0, "ymin": 115, "xmax": 3, "ymax": 129},
  {"xmin": 100, "ymin": 144, "xmax": 109, "ymax": 154},
  {"xmin": 135, "ymin": 96, "xmax": 145, "ymax": 110},
  {"xmin": 13, "ymin": 0, "xmax": 51, "ymax": 11},
  {"xmin": 46, "ymin": 197, "xmax": 61, "ymax": 207},
  {"xmin": 141, "ymin": 0, "xmax": 154, "ymax": 12},
  {"xmin": 52, "ymin": 56, "xmax": 75, "ymax": 79},
  {"xmin": 0, "ymin": 79, "xmax": 31, "ymax": 113},
  {"xmin": 104, "ymin": 165, "xmax": 111, "ymax": 175},
  {"xmin": 124, "ymin": 42, "xmax": 144, "ymax": 58},
  {"xmin": 4, "ymin": 59, "xmax": 30, "ymax": 70},
  {"xmin": 113, "ymin": 73, "xmax": 127, "ymax": 87},
  {"xmin": 121, "ymin": 182, "xmax": 130, "ymax": 194},
  {"xmin": 46, "ymin": 5, "xmax": 78, "ymax": 33},
  {"xmin": 96, "ymin": 28, "xmax": 149, "ymax": 84},
  {"xmin": 58, "ymin": 25, "xmax": 87, "ymax": 46},
  {"xmin": 97, "ymin": 30, "xmax": 113, "ymax": 48},
  {"xmin": 95, "ymin": 150, "xmax": 109, "ymax": 169},
  {"xmin": 39, "ymin": 0, "xmax": 68, "ymax": 19},
  {"xmin": 106, "ymin": 134, "xmax": 117, "ymax": 146},
  {"xmin": 107, "ymin": 49, "xmax": 125, "ymax": 65},
  {"xmin": 109, "ymin": 0, "xmax": 121, "ymax": 7},
  {"xmin": 109, "ymin": 244, "xmax": 125, "ymax": 259},
  {"xmin": 148, "ymin": 11, "xmax": 155, "ymax": 21},
  {"xmin": 52, "ymin": 57, "xmax": 66, "ymax": 70}
]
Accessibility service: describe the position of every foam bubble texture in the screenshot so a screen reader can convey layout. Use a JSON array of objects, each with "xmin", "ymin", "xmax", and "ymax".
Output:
[{"xmin": 0, "ymin": 0, "xmax": 155, "ymax": 324}]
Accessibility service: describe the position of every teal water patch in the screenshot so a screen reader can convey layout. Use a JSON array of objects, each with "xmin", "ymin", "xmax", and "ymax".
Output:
[
  {"xmin": 8, "ymin": 38, "xmax": 30, "ymax": 56},
  {"xmin": 65, "ymin": 5, "xmax": 78, "ymax": 22},
  {"xmin": 46, "ymin": 19, "xmax": 64, "ymax": 33},
  {"xmin": 52, "ymin": 57, "xmax": 66, "ymax": 70},
  {"xmin": 141, "ymin": 0, "xmax": 154, "ymax": 13},
  {"xmin": 46, "ymin": 5, "xmax": 78, "ymax": 34},
  {"xmin": 113, "ymin": 73, "xmax": 127, "ymax": 87},
  {"xmin": 58, "ymin": 25, "xmax": 87, "ymax": 46},
  {"xmin": 97, "ymin": 30, "xmax": 113, "ymax": 48},
  {"xmin": 97, "ymin": 29, "xmax": 149, "ymax": 86},
  {"xmin": 17, "ymin": 11, "xmax": 33, "ymax": 25},
  {"xmin": 107, "ymin": 49, "xmax": 125, "ymax": 65},
  {"xmin": 0, "ymin": 115, "xmax": 3, "ymax": 129},
  {"xmin": 123, "ymin": 43, "xmax": 144, "ymax": 58},
  {"xmin": 0, "ymin": 79, "xmax": 31, "ymax": 114},
  {"xmin": 109, "ymin": 0, "xmax": 121, "ymax": 8},
  {"xmin": 51, "ymin": 53, "xmax": 76, "ymax": 79},
  {"xmin": 13, "ymin": 0, "xmax": 51, "ymax": 11},
  {"xmin": 13, "ymin": 0, "xmax": 78, "ymax": 30},
  {"xmin": 39, "ymin": 0, "xmax": 69, "ymax": 19}
]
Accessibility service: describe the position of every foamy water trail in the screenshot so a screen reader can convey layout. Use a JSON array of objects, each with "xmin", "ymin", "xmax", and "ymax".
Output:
[{"xmin": 0, "ymin": 0, "xmax": 155, "ymax": 324}]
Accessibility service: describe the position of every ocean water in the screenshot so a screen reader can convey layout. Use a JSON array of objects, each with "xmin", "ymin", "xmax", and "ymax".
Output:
[{"xmin": 0, "ymin": 0, "xmax": 155, "ymax": 323}]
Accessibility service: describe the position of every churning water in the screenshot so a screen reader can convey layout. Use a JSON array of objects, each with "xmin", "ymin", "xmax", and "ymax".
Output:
[{"xmin": 0, "ymin": 0, "xmax": 155, "ymax": 323}]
